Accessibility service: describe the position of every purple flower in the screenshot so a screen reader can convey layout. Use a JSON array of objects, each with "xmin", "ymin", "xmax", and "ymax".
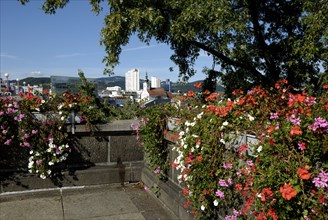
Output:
[
  {"xmin": 219, "ymin": 179, "xmax": 229, "ymax": 187},
  {"xmin": 312, "ymin": 170, "xmax": 328, "ymax": 188},
  {"xmin": 227, "ymin": 177, "xmax": 233, "ymax": 185},
  {"xmin": 215, "ymin": 189, "xmax": 225, "ymax": 198},
  {"xmin": 153, "ymin": 166, "xmax": 161, "ymax": 174},
  {"xmin": 288, "ymin": 114, "xmax": 301, "ymax": 125},
  {"xmin": 308, "ymin": 117, "xmax": 328, "ymax": 133},
  {"xmin": 32, "ymin": 130, "xmax": 38, "ymax": 134},
  {"xmin": 270, "ymin": 112, "xmax": 278, "ymax": 119}
]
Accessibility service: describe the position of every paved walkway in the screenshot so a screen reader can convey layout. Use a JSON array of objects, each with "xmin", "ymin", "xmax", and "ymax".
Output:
[{"xmin": 0, "ymin": 183, "xmax": 179, "ymax": 220}]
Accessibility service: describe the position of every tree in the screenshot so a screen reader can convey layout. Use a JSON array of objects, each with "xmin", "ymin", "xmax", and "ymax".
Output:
[{"xmin": 19, "ymin": 0, "xmax": 328, "ymax": 94}]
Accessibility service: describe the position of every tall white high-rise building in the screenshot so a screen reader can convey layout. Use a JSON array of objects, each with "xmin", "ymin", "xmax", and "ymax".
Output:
[
  {"xmin": 151, "ymin": 76, "xmax": 161, "ymax": 88},
  {"xmin": 125, "ymin": 69, "xmax": 140, "ymax": 92}
]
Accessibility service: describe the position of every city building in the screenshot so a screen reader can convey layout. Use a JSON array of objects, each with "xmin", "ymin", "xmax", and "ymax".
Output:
[
  {"xmin": 99, "ymin": 86, "xmax": 122, "ymax": 98},
  {"xmin": 125, "ymin": 69, "xmax": 140, "ymax": 92},
  {"xmin": 151, "ymin": 77, "xmax": 161, "ymax": 88}
]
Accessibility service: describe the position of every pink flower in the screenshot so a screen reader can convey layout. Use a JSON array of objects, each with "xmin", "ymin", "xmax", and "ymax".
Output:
[
  {"xmin": 219, "ymin": 179, "xmax": 229, "ymax": 187},
  {"xmin": 215, "ymin": 189, "xmax": 225, "ymax": 198},
  {"xmin": 223, "ymin": 162, "xmax": 233, "ymax": 169},
  {"xmin": 246, "ymin": 160, "xmax": 253, "ymax": 167},
  {"xmin": 298, "ymin": 142, "xmax": 306, "ymax": 151},
  {"xmin": 4, "ymin": 139, "xmax": 11, "ymax": 145}
]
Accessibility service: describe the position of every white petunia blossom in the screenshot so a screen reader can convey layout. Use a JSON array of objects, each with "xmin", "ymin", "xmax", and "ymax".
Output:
[
  {"xmin": 40, "ymin": 174, "xmax": 46, "ymax": 179},
  {"xmin": 201, "ymin": 205, "xmax": 205, "ymax": 211},
  {"xmin": 213, "ymin": 200, "xmax": 219, "ymax": 206},
  {"xmin": 248, "ymin": 115, "xmax": 255, "ymax": 121},
  {"xmin": 222, "ymin": 121, "xmax": 229, "ymax": 126},
  {"xmin": 257, "ymin": 146, "xmax": 263, "ymax": 152}
]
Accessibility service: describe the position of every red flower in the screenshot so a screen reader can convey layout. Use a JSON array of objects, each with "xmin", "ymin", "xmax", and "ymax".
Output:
[
  {"xmin": 235, "ymin": 183, "xmax": 243, "ymax": 191},
  {"xmin": 268, "ymin": 209, "xmax": 278, "ymax": 220},
  {"xmin": 260, "ymin": 188, "xmax": 273, "ymax": 202},
  {"xmin": 297, "ymin": 167, "xmax": 311, "ymax": 180},
  {"xmin": 280, "ymin": 183, "xmax": 297, "ymax": 200},
  {"xmin": 196, "ymin": 155, "xmax": 202, "ymax": 163},
  {"xmin": 238, "ymin": 144, "xmax": 248, "ymax": 155},
  {"xmin": 194, "ymin": 82, "xmax": 202, "ymax": 89},
  {"xmin": 290, "ymin": 126, "xmax": 302, "ymax": 136},
  {"xmin": 255, "ymin": 211, "xmax": 267, "ymax": 220},
  {"xmin": 183, "ymin": 187, "xmax": 189, "ymax": 195},
  {"xmin": 319, "ymin": 195, "xmax": 326, "ymax": 204},
  {"xmin": 187, "ymin": 90, "xmax": 194, "ymax": 97}
]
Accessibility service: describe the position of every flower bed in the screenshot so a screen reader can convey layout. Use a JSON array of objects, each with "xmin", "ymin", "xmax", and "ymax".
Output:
[{"xmin": 138, "ymin": 80, "xmax": 328, "ymax": 219}]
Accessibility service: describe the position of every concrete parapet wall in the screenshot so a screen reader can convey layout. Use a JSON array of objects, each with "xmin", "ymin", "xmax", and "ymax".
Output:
[{"xmin": 0, "ymin": 120, "xmax": 144, "ymax": 192}]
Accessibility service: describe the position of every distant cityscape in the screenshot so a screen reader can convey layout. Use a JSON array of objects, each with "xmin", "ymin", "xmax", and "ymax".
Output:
[{"xmin": 0, "ymin": 69, "xmax": 224, "ymax": 107}]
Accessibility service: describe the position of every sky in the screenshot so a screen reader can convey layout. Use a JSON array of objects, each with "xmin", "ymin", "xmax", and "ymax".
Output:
[{"xmin": 0, "ymin": 0, "xmax": 212, "ymax": 82}]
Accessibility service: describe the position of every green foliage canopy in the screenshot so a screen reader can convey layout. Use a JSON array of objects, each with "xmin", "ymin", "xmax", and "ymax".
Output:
[{"xmin": 20, "ymin": 0, "xmax": 328, "ymax": 93}]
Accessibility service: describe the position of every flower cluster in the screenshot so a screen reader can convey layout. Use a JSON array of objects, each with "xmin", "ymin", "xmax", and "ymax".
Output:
[
  {"xmin": 171, "ymin": 80, "xmax": 328, "ymax": 219},
  {"xmin": 28, "ymin": 138, "xmax": 70, "ymax": 179}
]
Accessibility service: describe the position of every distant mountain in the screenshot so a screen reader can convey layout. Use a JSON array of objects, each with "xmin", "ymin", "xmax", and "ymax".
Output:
[{"xmin": 14, "ymin": 76, "xmax": 224, "ymax": 93}]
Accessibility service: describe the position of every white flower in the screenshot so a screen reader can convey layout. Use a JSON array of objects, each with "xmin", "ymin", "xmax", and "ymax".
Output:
[
  {"xmin": 29, "ymin": 150, "xmax": 34, "ymax": 155},
  {"xmin": 222, "ymin": 121, "xmax": 229, "ymax": 126},
  {"xmin": 35, "ymin": 108, "xmax": 40, "ymax": 112},
  {"xmin": 47, "ymin": 170, "xmax": 52, "ymax": 175},
  {"xmin": 190, "ymin": 122, "xmax": 196, "ymax": 127},
  {"xmin": 61, "ymin": 116, "xmax": 65, "ymax": 121},
  {"xmin": 191, "ymin": 147, "xmax": 195, "ymax": 152},
  {"xmin": 257, "ymin": 146, "xmax": 263, "ymax": 153},
  {"xmin": 248, "ymin": 115, "xmax": 255, "ymax": 121},
  {"xmin": 220, "ymin": 139, "xmax": 226, "ymax": 144},
  {"xmin": 48, "ymin": 161, "xmax": 54, "ymax": 166},
  {"xmin": 41, "ymin": 100, "xmax": 45, "ymax": 104},
  {"xmin": 213, "ymin": 200, "xmax": 219, "ymax": 206},
  {"xmin": 58, "ymin": 104, "xmax": 63, "ymax": 110},
  {"xmin": 201, "ymin": 205, "xmax": 205, "ymax": 211},
  {"xmin": 28, "ymin": 161, "xmax": 34, "ymax": 169},
  {"xmin": 197, "ymin": 112, "xmax": 204, "ymax": 119},
  {"xmin": 59, "ymin": 111, "xmax": 63, "ymax": 115},
  {"xmin": 179, "ymin": 131, "xmax": 185, "ymax": 137},
  {"xmin": 35, "ymin": 152, "xmax": 40, "ymax": 156},
  {"xmin": 40, "ymin": 174, "xmax": 46, "ymax": 179}
]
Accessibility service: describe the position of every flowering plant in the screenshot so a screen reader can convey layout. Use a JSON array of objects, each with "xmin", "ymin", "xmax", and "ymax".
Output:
[
  {"xmin": 172, "ymin": 80, "xmax": 327, "ymax": 219},
  {"xmin": 132, "ymin": 103, "xmax": 175, "ymax": 180},
  {"xmin": 0, "ymin": 72, "xmax": 113, "ymax": 178}
]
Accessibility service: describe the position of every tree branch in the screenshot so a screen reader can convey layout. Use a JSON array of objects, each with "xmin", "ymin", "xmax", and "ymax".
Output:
[
  {"xmin": 247, "ymin": 0, "xmax": 279, "ymax": 81},
  {"xmin": 190, "ymin": 40, "xmax": 266, "ymax": 83}
]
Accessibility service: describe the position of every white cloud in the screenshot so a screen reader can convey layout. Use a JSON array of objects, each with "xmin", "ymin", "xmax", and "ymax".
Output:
[
  {"xmin": 55, "ymin": 53, "xmax": 85, "ymax": 58},
  {"xmin": 28, "ymin": 71, "xmax": 44, "ymax": 77},
  {"xmin": 122, "ymin": 45, "xmax": 157, "ymax": 52},
  {"xmin": 0, "ymin": 52, "xmax": 18, "ymax": 59}
]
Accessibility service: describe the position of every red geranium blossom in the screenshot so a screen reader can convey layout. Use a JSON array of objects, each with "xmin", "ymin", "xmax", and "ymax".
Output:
[
  {"xmin": 297, "ymin": 167, "xmax": 311, "ymax": 180},
  {"xmin": 194, "ymin": 82, "xmax": 202, "ymax": 89},
  {"xmin": 290, "ymin": 126, "xmax": 302, "ymax": 136},
  {"xmin": 280, "ymin": 183, "xmax": 297, "ymax": 200}
]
